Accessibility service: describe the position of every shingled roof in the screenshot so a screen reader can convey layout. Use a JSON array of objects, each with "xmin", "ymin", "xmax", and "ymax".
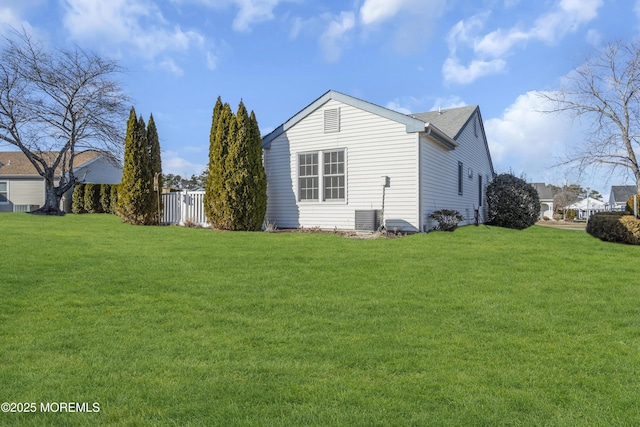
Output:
[
  {"xmin": 410, "ymin": 106, "xmax": 479, "ymax": 140},
  {"xmin": 0, "ymin": 151, "xmax": 103, "ymax": 176}
]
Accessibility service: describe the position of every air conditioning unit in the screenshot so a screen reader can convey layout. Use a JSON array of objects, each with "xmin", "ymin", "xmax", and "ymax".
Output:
[{"xmin": 355, "ymin": 210, "xmax": 382, "ymax": 232}]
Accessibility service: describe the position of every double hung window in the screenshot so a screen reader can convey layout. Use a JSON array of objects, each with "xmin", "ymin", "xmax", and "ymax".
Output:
[{"xmin": 298, "ymin": 150, "xmax": 345, "ymax": 202}]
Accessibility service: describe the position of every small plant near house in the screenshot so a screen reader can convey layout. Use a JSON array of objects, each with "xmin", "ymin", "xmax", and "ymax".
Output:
[
  {"xmin": 263, "ymin": 219, "xmax": 277, "ymax": 233},
  {"xmin": 429, "ymin": 209, "xmax": 464, "ymax": 232}
]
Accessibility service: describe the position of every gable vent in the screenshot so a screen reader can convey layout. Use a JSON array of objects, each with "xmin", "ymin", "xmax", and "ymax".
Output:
[{"xmin": 324, "ymin": 108, "xmax": 340, "ymax": 133}]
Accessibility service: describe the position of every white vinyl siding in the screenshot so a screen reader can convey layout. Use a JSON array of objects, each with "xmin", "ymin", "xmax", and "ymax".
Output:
[
  {"xmin": 421, "ymin": 111, "xmax": 493, "ymax": 228},
  {"xmin": 265, "ymin": 99, "xmax": 420, "ymax": 231}
]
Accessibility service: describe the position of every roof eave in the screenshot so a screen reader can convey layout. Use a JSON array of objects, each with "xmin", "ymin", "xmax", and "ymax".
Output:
[
  {"xmin": 262, "ymin": 90, "xmax": 426, "ymax": 149},
  {"xmin": 424, "ymin": 123, "xmax": 458, "ymax": 150}
]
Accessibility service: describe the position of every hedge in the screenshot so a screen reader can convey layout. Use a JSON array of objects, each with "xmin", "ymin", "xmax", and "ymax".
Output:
[{"xmin": 586, "ymin": 211, "xmax": 640, "ymax": 245}]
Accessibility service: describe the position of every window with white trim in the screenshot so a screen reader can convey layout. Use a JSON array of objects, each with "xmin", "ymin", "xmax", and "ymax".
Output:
[
  {"xmin": 323, "ymin": 150, "xmax": 345, "ymax": 201},
  {"xmin": 298, "ymin": 153, "xmax": 318, "ymax": 201},
  {"xmin": 0, "ymin": 181, "xmax": 7, "ymax": 203},
  {"xmin": 298, "ymin": 150, "xmax": 346, "ymax": 202}
]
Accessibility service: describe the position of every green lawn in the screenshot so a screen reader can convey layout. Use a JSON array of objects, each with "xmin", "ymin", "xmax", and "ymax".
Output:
[{"xmin": 1, "ymin": 213, "xmax": 640, "ymax": 426}]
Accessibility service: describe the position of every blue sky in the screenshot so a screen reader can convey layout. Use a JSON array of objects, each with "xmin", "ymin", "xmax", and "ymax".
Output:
[{"xmin": 1, "ymin": 0, "xmax": 638, "ymax": 193}]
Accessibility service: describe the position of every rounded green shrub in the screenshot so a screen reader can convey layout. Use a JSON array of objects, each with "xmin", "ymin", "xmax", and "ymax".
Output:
[
  {"xmin": 71, "ymin": 183, "xmax": 86, "ymax": 214},
  {"xmin": 486, "ymin": 173, "xmax": 540, "ymax": 230},
  {"xmin": 586, "ymin": 211, "xmax": 640, "ymax": 244}
]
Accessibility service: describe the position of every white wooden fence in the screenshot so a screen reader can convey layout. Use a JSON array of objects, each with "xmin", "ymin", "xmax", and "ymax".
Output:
[{"xmin": 161, "ymin": 191, "xmax": 210, "ymax": 227}]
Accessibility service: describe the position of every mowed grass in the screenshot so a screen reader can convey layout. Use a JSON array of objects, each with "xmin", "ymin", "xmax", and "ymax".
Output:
[{"xmin": 1, "ymin": 213, "xmax": 640, "ymax": 426}]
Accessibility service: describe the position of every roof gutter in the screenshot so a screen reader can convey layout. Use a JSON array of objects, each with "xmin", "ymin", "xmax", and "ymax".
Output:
[{"xmin": 424, "ymin": 123, "xmax": 458, "ymax": 150}]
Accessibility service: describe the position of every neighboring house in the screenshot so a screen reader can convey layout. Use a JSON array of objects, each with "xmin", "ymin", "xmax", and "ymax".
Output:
[
  {"xmin": 0, "ymin": 151, "xmax": 122, "ymax": 213},
  {"xmin": 532, "ymin": 183, "xmax": 554, "ymax": 219},
  {"xmin": 261, "ymin": 90, "xmax": 495, "ymax": 232},
  {"xmin": 565, "ymin": 196, "xmax": 607, "ymax": 220},
  {"xmin": 608, "ymin": 185, "xmax": 636, "ymax": 211}
]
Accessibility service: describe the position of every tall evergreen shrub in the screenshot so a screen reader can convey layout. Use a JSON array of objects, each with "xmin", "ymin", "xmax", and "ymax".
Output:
[
  {"xmin": 147, "ymin": 114, "xmax": 163, "ymax": 224},
  {"xmin": 204, "ymin": 98, "xmax": 267, "ymax": 231},
  {"xmin": 71, "ymin": 183, "xmax": 86, "ymax": 214},
  {"xmin": 84, "ymin": 184, "xmax": 102, "ymax": 213},
  {"xmin": 100, "ymin": 184, "xmax": 111, "ymax": 214},
  {"xmin": 117, "ymin": 108, "xmax": 157, "ymax": 225}
]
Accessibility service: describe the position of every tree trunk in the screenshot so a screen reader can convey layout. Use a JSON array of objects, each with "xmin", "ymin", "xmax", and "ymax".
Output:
[{"xmin": 31, "ymin": 172, "xmax": 65, "ymax": 215}]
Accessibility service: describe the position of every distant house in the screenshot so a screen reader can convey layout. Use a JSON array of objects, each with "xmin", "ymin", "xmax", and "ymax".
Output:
[
  {"xmin": 565, "ymin": 196, "xmax": 607, "ymax": 220},
  {"xmin": 608, "ymin": 185, "xmax": 636, "ymax": 211},
  {"xmin": 0, "ymin": 151, "xmax": 122, "ymax": 213},
  {"xmin": 531, "ymin": 183, "xmax": 554, "ymax": 219},
  {"xmin": 261, "ymin": 90, "xmax": 495, "ymax": 232}
]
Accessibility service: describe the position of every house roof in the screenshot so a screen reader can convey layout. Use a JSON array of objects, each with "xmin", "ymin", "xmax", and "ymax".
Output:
[
  {"xmin": 531, "ymin": 182, "xmax": 555, "ymax": 201},
  {"xmin": 610, "ymin": 185, "xmax": 636, "ymax": 204},
  {"xmin": 566, "ymin": 196, "xmax": 606, "ymax": 210},
  {"xmin": 262, "ymin": 90, "xmax": 459, "ymax": 150},
  {"xmin": 0, "ymin": 150, "xmax": 104, "ymax": 177},
  {"xmin": 409, "ymin": 106, "xmax": 479, "ymax": 141}
]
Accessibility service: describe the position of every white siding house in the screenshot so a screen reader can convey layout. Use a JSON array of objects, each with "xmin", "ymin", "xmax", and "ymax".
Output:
[{"xmin": 262, "ymin": 90, "xmax": 495, "ymax": 232}]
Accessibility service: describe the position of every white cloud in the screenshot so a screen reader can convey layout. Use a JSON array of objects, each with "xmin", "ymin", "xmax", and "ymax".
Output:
[
  {"xmin": 443, "ymin": 0, "xmax": 604, "ymax": 84},
  {"xmin": 385, "ymin": 100, "xmax": 412, "ymax": 114},
  {"xmin": 319, "ymin": 11, "xmax": 355, "ymax": 62},
  {"xmin": 231, "ymin": 0, "xmax": 278, "ymax": 32},
  {"xmin": 430, "ymin": 96, "xmax": 467, "ymax": 111},
  {"xmin": 62, "ymin": 0, "xmax": 205, "ymax": 69},
  {"xmin": 484, "ymin": 91, "xmax": 579, "ymax": 181},
  {"xmin": 158, "ymin": 57, "xmax": 184, "ymax": 76},
  {"xmin": 360, "ymin": 0, "xmax": 410, "ymax": 25},
  {"xmin": 163, "ymin": 151, "xmax": 206, "ymax": 176},
  {"xmin": 359, "ymin": 0, "xmax": 446, "ymax": 54},
  {"xmin": 442, "ymin": 56, "xmax": 506, "ymax": 84},
  {"xmin": 585, "ymin": 29, "xmax": 602, "ymax": 46}
]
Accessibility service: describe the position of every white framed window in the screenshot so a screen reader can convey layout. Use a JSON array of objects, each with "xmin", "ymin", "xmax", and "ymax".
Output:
[
  {"xmin": 298, "ymin": 153, "xmax": 318, "ymax": 201},
  {"xmin": 0, "ymin": 181, "xmax": 8, "ymax": 203},
  {"xmin": 323, "ymin": 150, "xmax": 345, "ymax": 201},
  {"xmin": 298, "ymin": 150, "xmax": 346, "ymax": 202}
]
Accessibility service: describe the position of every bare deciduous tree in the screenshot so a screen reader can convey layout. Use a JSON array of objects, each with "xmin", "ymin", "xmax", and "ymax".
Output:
[
  {"xmin": 0, "ymin": 29, "xmax": 129, "ymax": 214},
  {"xmin": 540, "ymin": 39, "xmax": 640, "ymax": 192}
]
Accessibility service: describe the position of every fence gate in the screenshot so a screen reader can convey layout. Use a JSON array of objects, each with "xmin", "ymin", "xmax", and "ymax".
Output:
[{"xmin": 161, "ymin": 191, "xmax": 209, "ymax": 227}]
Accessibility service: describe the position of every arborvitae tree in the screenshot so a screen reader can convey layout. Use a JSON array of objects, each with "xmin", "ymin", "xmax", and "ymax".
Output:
[
  {"xmin": 109, "ymin": 184, "xmax": 119, "ymax": 214},
  {"xmin": 117, "ymin": 108, "xmax": 154, "ymax": 224},
  {"xmin": 147, "ymin": 114, "xmax": 162, "ymax": 224},
  {"xmin": 100, "ymin": 184, "xmax": 111, "ymax": 214},
  {"xmin": 248, "ymin": 110, "xmax": 267, "ymax": 229},
  {"xmin": 71, "ymin": 183, "xmax": 86, "ymax": 214},
  {"xmin": 84, "ymin": 184, "xmax": 102, "ymax": 213},
  {"xmin": 224, "ymin": 102, "xmax": 267, "ymax": 230},
  {"xmin": 204, "ymin": 97, "xmax": 268, "ymax": 231},
  {"xmin": 205, "ymin": 99, "xmax": 233, "ymax": 229}
]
